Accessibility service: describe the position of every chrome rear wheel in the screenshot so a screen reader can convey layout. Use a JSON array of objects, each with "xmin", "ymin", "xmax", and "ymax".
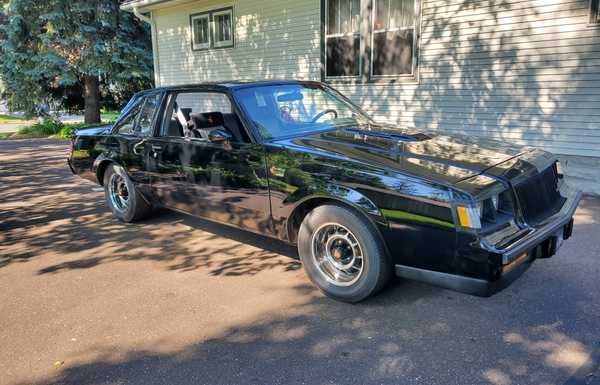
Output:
[{"xmin": 108, "ymin": 172, "xmax": 129, "ymax": 213}]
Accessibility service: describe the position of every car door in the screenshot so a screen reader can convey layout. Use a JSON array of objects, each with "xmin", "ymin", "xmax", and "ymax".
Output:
[
  {"xmin": 109, "ymin": 92, "xmax": 164, "ymax": 198},
  {"xmin": 148, "ymin": 90, "xmax": 273, "ymax": 235}
]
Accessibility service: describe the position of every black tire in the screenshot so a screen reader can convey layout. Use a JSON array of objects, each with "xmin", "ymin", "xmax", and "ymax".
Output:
[
  {"xmin": 298, "ymin": 204, "xmax": 391, "ymax": 303},
  {"xmin": 103, "ymin": 163, "xmax": 151, "ymax": 222}
]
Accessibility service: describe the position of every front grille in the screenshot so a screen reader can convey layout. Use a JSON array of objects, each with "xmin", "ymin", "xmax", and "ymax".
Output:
[{"xmin": 514, "ymin": 163, "xmax": 565, "ymax": 225}]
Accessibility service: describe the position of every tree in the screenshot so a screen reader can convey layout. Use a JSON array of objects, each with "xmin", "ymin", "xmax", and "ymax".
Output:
[{"xmin": 0, "ymin": 0, "xmax": 153, "ymax": 123}]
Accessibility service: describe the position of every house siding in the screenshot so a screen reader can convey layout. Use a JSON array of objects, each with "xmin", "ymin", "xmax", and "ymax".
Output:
[
  {"xmin": 151, "ymin": 0, "xmax": 600, "ymax": 193},
  {"xmin": 153, "ymin": 0, "xmax": 322, "ymax": 85}
]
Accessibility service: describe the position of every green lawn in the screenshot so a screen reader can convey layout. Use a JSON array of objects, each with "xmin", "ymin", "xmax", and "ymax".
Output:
[
  {"xmin": 101, "ymin": 111, "xmax": 120, "ymax": 121},
  {"xmin": 0, "ymin": 114, "xmax": 31, "ymax": 123},
  {"xmin": 0, "ymin": 132, "xmax": 15, "ymax": 139}
]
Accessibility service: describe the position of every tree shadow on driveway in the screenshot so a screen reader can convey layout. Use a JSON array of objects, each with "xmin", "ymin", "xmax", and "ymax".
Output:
[{"xmin": 2, "ymin": 142, "xmax": 600, "ymax": 385}]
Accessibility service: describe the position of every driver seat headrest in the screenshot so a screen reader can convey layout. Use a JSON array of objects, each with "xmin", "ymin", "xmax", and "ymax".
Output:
[{"xmin": 189, "ymin": 112, "xmax": 224, "ymax": 129}]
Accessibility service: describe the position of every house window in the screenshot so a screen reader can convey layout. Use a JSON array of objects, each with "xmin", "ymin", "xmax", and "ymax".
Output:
[
  {"xmin": 322, "ymin": 0, "xmax": 419, "ymax": 81},
  {"xmin": 191, "ymin": 14, "xmax": 210, "ymax": 50},
  {"xmin": 190, "ymin": 7, "xmax": 234, "ymax": 51},
  {"xmin": 372, "ymin": 0, "xmax": 417, "ymax": 76},
  {"xmin": 325, "ymin": 0, "xmax": 361, "ymax": 78},
  {"xmin": 591, "ymin": 0, "xmax": 600, "ymax": 24},
  {"xmin": 213, "ymin": 9, "xmax": 233, "ymax": 47}
]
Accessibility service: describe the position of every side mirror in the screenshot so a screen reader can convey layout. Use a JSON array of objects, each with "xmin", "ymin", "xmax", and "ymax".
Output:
[{"xmin": 208, "ymin": 128, "xmax": 232, "ymax": 143}]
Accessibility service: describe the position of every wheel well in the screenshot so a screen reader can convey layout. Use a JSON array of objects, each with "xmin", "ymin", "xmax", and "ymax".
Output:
[
  {"xmin": 287, "ymin": 197, "xmax": 385, "ymax": 246},
  {"xmin": 96, "ymin": 160, "xmax": 112, "ymax": 186}
]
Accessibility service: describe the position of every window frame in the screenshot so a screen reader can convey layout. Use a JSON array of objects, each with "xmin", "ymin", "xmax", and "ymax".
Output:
[
  {"xmin": 591, "ymin": 0, "xmax": 600, "ymax": 25},
  {"xmin": 320, "ymin": 0, "xmax": 421, "ymax": 84},
  {"xmin": 189, "ymin": 6, "xmax": 235, "ymax": 52}
]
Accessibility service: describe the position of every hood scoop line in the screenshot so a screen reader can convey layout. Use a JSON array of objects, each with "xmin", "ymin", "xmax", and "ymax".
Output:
[{"xmin": 342, "ymin": 127, "xmax": 422, "ymax": 142}]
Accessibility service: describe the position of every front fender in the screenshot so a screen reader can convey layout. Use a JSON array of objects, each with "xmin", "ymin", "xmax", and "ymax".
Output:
[
  {"xmin": 278, "ymin": 182, "xmax": 389, "ymax": 244},
  {"xmin": 287, "ymin": 183, "xmax": 385, "ymax": 218}
]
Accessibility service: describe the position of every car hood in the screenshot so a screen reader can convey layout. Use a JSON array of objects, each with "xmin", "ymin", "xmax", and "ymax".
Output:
[{"xmin": 274, "ymin": 125, "xmax": 549, "ymax": 191}]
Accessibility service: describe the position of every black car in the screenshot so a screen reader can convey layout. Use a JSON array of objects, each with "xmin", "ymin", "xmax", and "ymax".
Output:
[{"xmin": 68, "ymin": 80, "xmax": 581, "ymax": 303}]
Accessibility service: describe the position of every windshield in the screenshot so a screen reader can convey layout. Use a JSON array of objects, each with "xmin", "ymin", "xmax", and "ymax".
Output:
[{"xmin": 234, "ymin": 84, "xmax": 374, "ymax": 140}]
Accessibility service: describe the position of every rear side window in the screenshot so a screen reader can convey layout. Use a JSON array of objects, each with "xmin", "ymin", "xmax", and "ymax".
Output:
[{"xmin": 114, "ymin": 93, "xmax": 163, "ymax": 136}]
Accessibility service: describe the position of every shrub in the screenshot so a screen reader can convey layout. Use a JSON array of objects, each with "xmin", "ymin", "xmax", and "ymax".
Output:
[
  {"xmin": 17, "ymin": 120, "xmax": 64, "ymax": 137},
  {"xmin": 15, "ymin": 120, "xmax": 115, "ymax": 139}
]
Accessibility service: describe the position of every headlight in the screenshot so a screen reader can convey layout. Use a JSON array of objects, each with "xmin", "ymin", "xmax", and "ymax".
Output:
[{"xmin": 456, "ymin": 190, "xmax": 515, "ymax": 230}]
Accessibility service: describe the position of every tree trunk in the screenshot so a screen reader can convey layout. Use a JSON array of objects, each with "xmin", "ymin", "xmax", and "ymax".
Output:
[{"xmin": 83, "ymin": 76, "xmax": 101, "ymax": 124}]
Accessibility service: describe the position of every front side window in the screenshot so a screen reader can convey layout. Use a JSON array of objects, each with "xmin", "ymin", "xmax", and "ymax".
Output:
[
  {"xmin": 161, "ymin": 91, "xmax": 252, "ymax": 143},
  {"xmin": 190, "ymin": 7, "xmax": 234, "ymax": 51},
  {"xmin": 372, "ymin": 0, "xmax": 416, "ymax": 76},
  {"xmin": 235, "ymin": 84, "xmax": 373, "ymax": 140},
  {"xmin": 325, "ymin": 0, "xmax": 361, "ymax": 78}
]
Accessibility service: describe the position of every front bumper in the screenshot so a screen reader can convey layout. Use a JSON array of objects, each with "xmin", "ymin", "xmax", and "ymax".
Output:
[
  {"xmin": 486, "ymin": 183, "xmax": 581, "ymax": 264},
  {"xmin": 395, "ymin": 183, "xmax": 582, "ymax": 297}
]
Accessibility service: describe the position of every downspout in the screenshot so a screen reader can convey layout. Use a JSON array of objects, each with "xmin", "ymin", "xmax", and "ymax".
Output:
[{"xmin": 133, "ymin": 7, "xmax": 161, "ymax": 87}]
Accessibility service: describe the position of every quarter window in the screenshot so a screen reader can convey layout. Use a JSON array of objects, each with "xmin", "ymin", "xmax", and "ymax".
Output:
[
  {"xmin": 137, "ymin": 94, "xmax": 163, "ymax": 136},
  {"xmin": 114, "ymin": 102, "xmax": 142, "ymax": 135},
  {"xmin": 325, "ymin": 0, "xmax": 361, "ymax": 78},
  {"xmin": 190, "ymin": 7, "xmax": 234, "ymax": 51},
  {"xmin": 114, "ymin": 94, "xmax": 162, "ymax": 136}
]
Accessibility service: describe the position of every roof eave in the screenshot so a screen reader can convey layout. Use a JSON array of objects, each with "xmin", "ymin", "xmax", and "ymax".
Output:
[{"xmin": 120, "ymin": 0, "xmax": 174, "ymax": 11}]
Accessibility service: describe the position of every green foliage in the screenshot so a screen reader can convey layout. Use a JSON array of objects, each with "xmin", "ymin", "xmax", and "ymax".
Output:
[
  {"xmin": 0, "ymin": 0, "xmax": 153, "ymax": 115},
  {"xmin": 14, "ymin": 119, "xmax": 113, "ymax": 139},
  {"xmin": 17, "ymin": 120, "xmax": 64, "ymax": 137}
]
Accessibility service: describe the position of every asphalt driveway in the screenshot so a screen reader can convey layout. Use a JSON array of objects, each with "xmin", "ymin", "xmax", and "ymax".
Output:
[{"xmin": 1, "ymin": 139, "xmax": 599, "ymax": 385}]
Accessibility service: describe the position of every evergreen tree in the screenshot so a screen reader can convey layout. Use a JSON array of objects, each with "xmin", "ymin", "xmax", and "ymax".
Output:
[{"xmin": 0, "ymin": 0, "xmax": 153, "ymax": 123}]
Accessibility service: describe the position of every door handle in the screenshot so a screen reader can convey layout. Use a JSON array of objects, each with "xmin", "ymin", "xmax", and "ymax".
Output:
[
  {"xmin": 151, "ymin": 145, "xmax": 163, "ymax": 152},
  {"xmin": 133, "ymin": 139, "xmax": 147, "ymax": 155}
]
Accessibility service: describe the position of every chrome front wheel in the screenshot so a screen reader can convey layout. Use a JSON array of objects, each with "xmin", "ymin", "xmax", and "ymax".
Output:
[{"xmin": 311, "ymin": 222, "xmax": 364, "ymax": 287}]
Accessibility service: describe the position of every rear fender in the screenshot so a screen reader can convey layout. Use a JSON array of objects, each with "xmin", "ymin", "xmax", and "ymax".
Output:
[{"xmin": 93, "ymin": 155, "xmax": 120, "ymax": 186}]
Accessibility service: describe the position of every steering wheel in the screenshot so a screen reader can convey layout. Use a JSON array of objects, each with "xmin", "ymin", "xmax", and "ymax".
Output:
[
  {"xmin": 311, "ymin": 109, "xmax": 338, "ymax": 123},
  {"xmin": 279, "ymin": 105, "xmax": 294, "ymax": 122}
]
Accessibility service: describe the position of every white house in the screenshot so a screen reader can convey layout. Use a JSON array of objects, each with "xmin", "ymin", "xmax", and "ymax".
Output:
[{"xmin": 121, "ymin": 0, "xmax": 600, "ymax": 194}]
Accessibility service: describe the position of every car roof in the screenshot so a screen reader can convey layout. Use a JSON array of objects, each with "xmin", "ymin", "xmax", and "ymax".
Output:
[{"xmin": 136, "ymin": 79, "xmax": 323, "ymax": 96}]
